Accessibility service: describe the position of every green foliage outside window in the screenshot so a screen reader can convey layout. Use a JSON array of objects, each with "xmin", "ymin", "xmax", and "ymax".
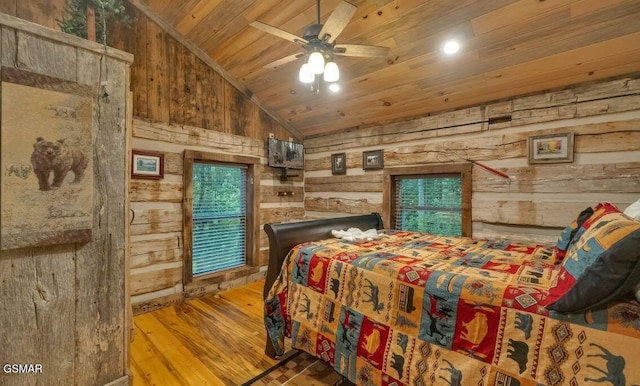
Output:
[
  {"xmin": 396, "ymin": 176, "xmax": 462, "ymax": 236},
  {"xmin": 192, "ymin": 164, "xmax": 244, "ymax": 217}
]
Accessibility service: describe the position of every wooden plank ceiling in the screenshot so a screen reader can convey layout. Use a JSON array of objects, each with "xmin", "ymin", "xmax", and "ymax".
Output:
[{"xmin": 132, "ymin": 0, "xmax": 640, "ymax": 138}]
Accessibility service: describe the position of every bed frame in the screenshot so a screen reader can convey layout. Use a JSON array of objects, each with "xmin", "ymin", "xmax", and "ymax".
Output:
[{"xmin": 262, "ymin": 212, "xmax": 384, "ymax": 357}]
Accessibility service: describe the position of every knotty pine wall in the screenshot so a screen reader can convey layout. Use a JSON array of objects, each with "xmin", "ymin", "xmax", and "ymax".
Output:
[
  {"xmin": 304, "ymin": 75, "xmax": 640, "ymax": 244},
  {"xmin": 117, "ymin": 8, "xmax": 305, "ymax": 313}
]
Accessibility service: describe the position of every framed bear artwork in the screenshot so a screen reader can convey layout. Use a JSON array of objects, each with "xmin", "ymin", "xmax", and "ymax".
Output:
[{"xmin": 0, "ymin": 68, "xmax": 93, "ymax": 250}]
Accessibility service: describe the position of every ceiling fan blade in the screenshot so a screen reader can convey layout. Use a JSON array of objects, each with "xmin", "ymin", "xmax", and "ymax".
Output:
[
  {"xmin": 333, "ymin": 44, "xmax": 390, "ymax": 58},
  {"xmin": 250, "ymin": 21, "xmax": 308, "ymax": 45},
  {"xmin": 263, "ymin": 53, "xmax": 306, "ymax": 70},
  {"xmin": 319, "ymin": 1, "xmax": 357, "ymax": 43}
]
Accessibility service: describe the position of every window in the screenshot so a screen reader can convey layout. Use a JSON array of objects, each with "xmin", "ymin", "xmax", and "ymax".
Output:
[
  {"xmin": 384, "ymin": 164, "xmax": 472, "ymax": 237},
  {"xmin": 183, "ymin": 151, "xmax": 259, "ymax": 284},
  {"xmin": 192, "ymin": 163, "xmax": 247, "ymax": 274}
]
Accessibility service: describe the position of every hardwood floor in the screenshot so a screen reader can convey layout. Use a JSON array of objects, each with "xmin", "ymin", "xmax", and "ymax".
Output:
[{"xmin": 130, "ymin": 280, "xmax": 285, "ymax": 385}]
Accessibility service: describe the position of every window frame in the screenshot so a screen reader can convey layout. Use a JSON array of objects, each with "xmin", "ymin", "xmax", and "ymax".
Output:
[
  {"xmin": 183, "ymin": 150, "xmax": 260, "ymax": 286},
  {"xmin": 383, "ymin": 163, "xmax": 472, "ymax": 237}
]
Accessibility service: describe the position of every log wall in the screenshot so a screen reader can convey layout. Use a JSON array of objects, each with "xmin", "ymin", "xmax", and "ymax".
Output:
[
  {"xmin": 122, "ymin": 9, "xmax": 304, "ymax": 313},
  {"xmin": 129, "ymin": 119, "xmax": 304, "ymax": 313},
  {"xmin": 304, "ymin": 75, "xmax": 640, "ymax": 244},
  {"xmin": 0, "ymin": 14, "xmax": 132, "ymax": 386}
]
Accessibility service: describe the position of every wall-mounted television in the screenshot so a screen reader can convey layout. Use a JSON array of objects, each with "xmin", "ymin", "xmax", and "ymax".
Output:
[{"xmin": 267, "ymin": 138, "xmax": 304, "ymax": 170}]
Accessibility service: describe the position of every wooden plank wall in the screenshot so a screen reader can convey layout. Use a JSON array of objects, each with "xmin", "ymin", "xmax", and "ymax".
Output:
[
  {"xmin": 0, "ymin": 0, "xmax": 65, "ymax": 31},
  {"xmin": 123, "ymin": 9, "xmax": 305, "ymax": 313},
  {"xmin": 0, "ymin": 14, "xmax": 132, "ymax": 386},
  {"xmin": 304, "ymin": 75, "xmax": 640, "ymax": 244}
]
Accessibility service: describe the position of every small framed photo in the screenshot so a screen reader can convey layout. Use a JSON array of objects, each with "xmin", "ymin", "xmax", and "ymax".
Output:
[
  {"xmin": 131, "ymin": 150, "xmax": 164, "ymax": 179},
  {"xmin": 527, "ymin": 132, "xmax": 574, "ymax": 164},
  {"xmin": 363, "ymin": 149, "xmax": 384, "ymax": 170},
  {"xmin": 331, "ymin": 153, "xmax": 346, "ymax": 175}
]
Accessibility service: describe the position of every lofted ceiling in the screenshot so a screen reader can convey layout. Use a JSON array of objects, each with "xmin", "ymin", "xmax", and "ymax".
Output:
[{"xmin": 129, "ymin": 0, "xmax": 640, "ymax": 138}]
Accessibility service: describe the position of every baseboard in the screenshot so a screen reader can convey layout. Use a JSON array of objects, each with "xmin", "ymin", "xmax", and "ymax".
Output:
[
  {"xmin": 103, "ymin": 374, "xmax": 130, "ymax": 386},
  {"xmin": 132, "ymin": 270, "xmax": 267, "ymax": 315}
]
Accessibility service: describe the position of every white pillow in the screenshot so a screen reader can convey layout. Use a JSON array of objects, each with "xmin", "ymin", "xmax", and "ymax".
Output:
[{"xmin": 624, "ymin": 199, "xmax": 640, "ymax": 221}]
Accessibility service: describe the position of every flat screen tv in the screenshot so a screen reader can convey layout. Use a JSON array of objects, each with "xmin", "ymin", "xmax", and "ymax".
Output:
[{"xmin": 267, "ymin": 138, "xmax": 304, "ymax": 170}]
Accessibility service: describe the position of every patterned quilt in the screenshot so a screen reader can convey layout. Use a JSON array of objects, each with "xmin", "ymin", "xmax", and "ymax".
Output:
[{"xmin": 264, "ymin": 230, "xmax": 640, "ymax": 385}]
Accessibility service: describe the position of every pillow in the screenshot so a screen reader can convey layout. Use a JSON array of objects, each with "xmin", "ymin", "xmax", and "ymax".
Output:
[
  {"xmin": 624, "ymin": 198, "xmax": 640, "ymax": 221},
  {"xmin": 554, "ymin": 207, "xmax": 593, "ymax": 263},
  {"xmin": 547, "ymin": 210, "xmax": 640, "ymax": 313},
  {"xmin": 577, "ymin": 202, "xmax": 620, "ymax": 231}
]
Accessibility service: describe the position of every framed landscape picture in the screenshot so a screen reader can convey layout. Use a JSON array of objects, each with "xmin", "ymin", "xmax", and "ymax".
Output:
[
  {"xmin": 363, "ymin": 149, "xmax": 384, "ymax": 170},
  {"xmin": 527, "ymin": 132, "xmax": 574, "ymax": 164},
  {"xmin": 132, "ymin": 150, "xmax": 164, "ymax": 179}
]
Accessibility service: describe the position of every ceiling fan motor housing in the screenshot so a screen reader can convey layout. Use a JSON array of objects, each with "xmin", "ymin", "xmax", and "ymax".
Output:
[
  {"xmin": 303, "ymin": 23, "xmax": 337, "ymax": 56},
  {"xmin": 303, "ymin": 24, "xmax": 324, "ymax": 41}
]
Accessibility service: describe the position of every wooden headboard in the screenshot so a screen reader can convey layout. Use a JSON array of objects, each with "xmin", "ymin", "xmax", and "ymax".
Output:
[{"xmin": 262, "ymin": 213, "xmax": 384, "ymax": 357}]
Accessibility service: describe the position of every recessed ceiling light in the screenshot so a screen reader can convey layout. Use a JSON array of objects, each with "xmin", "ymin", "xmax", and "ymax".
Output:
[
  {"xmin": 442, "ymin": 40, "xmax": 461, "ymax": 55},
  {"xmin": 329, "ymin": 83, "xmax": 340, "ymax": 92}
]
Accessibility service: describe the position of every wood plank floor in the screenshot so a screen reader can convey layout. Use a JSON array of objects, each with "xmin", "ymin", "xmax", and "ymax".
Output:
[{"xmin": 130, "ymin": 280, "xmax": 287, "ymax": 385}]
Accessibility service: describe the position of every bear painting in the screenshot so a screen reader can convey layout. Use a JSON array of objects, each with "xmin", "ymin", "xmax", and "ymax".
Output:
[
  {"xmin": 31, "ymin": 137, "xmax": 88, "ymax": 191},
  {"xmin": 1, "ymin": 78, "xmax": 93, "ymax": 250}
]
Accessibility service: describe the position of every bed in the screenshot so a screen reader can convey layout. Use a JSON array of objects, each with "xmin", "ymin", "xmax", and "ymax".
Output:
[{"xmin": 263, "ymin": 207, "xmax": 640, "ymax": 385}]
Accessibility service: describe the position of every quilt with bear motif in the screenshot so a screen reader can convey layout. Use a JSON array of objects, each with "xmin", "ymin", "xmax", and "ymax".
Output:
[{"xmin": 264, "ymin": 230, "xmax": 640, "ymax": 385}]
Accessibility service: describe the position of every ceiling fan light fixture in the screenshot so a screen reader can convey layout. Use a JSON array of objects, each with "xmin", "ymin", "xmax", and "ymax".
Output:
[
  {"xmin": 299, "ymin": 63, "xmax": 314, "ymax": 83},
  {"xmin": 323, "ymin": 61, "xmax": 340, "ymax": 82},
  {"xmin": 328, "ymin": 83, "xmax": 340, "ymax": 93},
  {"xmin": 308, "ymin": 51, "xmax": 325, "ymax": 74}
]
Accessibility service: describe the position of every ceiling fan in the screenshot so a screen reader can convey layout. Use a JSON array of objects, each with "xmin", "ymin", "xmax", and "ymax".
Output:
[{"xmin": 250, "ymin": 0, "xmax": 390, "ymax": 87}]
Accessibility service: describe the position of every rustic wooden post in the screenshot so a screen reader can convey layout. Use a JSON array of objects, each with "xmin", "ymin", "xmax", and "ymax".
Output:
[{"xmin": 86, "ymin": 3, "xmax": 96, "ymax": 41}]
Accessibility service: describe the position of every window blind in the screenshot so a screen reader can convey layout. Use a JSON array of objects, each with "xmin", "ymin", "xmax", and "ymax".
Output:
[
  {"xmin": 192, "ymin": 163, "xmax": 247, "ymax": 276},
  {"xmin": 394, "ymin": 174, "xmax": 462, "ymax": 236}
]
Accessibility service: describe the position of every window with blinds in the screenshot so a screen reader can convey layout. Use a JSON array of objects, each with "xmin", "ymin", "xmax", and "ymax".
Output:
[
  {"xmin": 191, "ymin": 163, "xmax": 247, "ymax": 276},
  {"xmin": 394, "ymin": 174, "xmax": 463, "ymax": 236}
]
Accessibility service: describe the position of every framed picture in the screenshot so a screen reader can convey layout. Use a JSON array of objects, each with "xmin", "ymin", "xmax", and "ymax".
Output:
[
  {"xmin": 363, "ymin": 149, "xmax": 384, "ymax": 170},
  {"xmin": 331, "ymin": 153, "xmax": 346, "ymax": 175},
  {"xmin": 1, "ymin": 68, "xmax": 94, "ymax": 250},
  {"xmin": 527, "ymin": 132, "xmax": 574, "ymax": 164},
  {"xmin": 132, "ymin": 150, "xmax": 164, "ymax": 179}
]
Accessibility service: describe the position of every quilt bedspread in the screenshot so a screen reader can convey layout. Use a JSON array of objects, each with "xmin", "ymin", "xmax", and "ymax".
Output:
[{"xmin": 264, "ymin": 230, "xmax": 640, "ymax": 385}]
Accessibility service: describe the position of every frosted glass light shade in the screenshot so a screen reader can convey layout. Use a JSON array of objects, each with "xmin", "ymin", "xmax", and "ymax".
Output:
[
  {"xmin": 323, "ymin": 61, "xmax": 340, "ymax": 82},
  {"xmin": 308, "ymin": 52, "xmax": 325, "ymax": 74},
  {"xmin": 299, "ymin": 63, "xmax": 314, "ymax": 83}
]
